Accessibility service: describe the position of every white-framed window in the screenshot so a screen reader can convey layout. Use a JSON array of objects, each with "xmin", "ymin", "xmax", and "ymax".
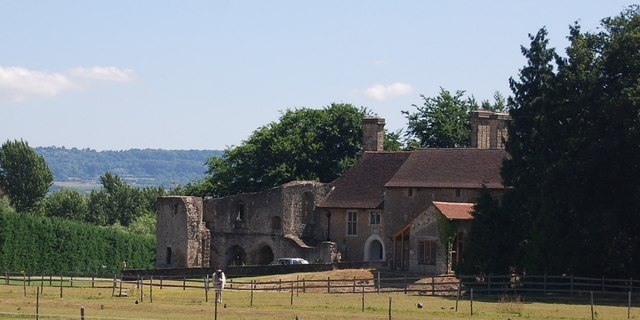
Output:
[
  {"xmin": 347, "ymin": 211, "xmax": 357, "ymax": 236},
  {"xmin": 369, "ymin": 211, "xmax": 381, "ymax": 225}
]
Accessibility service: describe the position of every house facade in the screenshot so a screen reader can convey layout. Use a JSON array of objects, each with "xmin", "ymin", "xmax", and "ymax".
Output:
[{"xmin": 156, "ymin": 111, "xmax": 510, "ymax": 274}]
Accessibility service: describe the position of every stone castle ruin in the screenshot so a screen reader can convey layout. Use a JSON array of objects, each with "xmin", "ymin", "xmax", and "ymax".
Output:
[{"xmin": 156, "ymin": 110, "xmax": 510, "ymax": 271}]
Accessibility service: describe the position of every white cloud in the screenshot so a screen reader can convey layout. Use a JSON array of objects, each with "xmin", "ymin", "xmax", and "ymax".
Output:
[
  {"xmin": 0, "ymin": 66, "xmax": 136, "ymax": 103},
  {"xmin": 69, "ymin": 66, "xmax": 135, "ymax": 82},
  {"xmin": 365, "ymin": 82, "xmax": 413, "ymax": 101},
  {"xmin": 0, "ymin": 67, "xmax": 75, "ymax": 102}
]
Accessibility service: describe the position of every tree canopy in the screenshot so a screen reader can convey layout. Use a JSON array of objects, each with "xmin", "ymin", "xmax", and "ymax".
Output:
[
  {"xmin": 403, "ymin": 89, "xmax": 506, "ymax": 148},
  {"xmin": 463, "ymin": 6, "xmax": 640, "ymax": 277},
  {"xmin": 0, "ymin": 140, "xmax": 53, "ymax": 212},
  {"xmin": 190, "ymin": 103, "xmax": 369, "ymax": 197}
]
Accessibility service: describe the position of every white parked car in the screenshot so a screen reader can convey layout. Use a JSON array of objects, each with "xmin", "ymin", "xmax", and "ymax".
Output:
[{"xmin": 270, "ymin": 258, "xmax": 310, "ymax": 265}]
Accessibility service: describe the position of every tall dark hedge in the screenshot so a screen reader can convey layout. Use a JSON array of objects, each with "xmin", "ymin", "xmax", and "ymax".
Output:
[{"xmin": 0, "ymin": 209, "xmax": 155, "ymax": 275}]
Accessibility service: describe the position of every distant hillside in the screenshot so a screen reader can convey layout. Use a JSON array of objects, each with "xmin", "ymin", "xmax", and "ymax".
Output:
[{"xmin": 35, "ymin": 147, "xmax": 223, "ymax": 190}]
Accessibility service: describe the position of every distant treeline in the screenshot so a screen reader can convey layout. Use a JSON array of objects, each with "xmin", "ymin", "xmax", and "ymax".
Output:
[
  {"xmin": 35, "ymin": 147, "xmax": 223, "ymax": 188},
  {"xmin": 0, "ymin": 208, "xmax": 155, "ymax": 275}
]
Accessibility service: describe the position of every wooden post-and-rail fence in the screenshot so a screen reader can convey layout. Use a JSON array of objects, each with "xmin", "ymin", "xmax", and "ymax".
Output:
[{"xmin": 1, "ymin": 272, "xmax": 638, "ymax": 303}]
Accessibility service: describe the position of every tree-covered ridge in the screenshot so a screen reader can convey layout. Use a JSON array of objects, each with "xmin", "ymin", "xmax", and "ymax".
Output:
[{"xmin": 35, "ymin": 147, "xmax": 223, "ymax": 187}]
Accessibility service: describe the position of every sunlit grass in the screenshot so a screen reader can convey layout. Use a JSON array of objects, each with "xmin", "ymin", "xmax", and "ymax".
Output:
[{"xmin": 0, "ymin": 279, "xmax": 636, "ymax": 319}]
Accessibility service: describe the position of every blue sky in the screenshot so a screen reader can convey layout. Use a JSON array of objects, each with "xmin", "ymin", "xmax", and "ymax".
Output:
[{"xmin": 0, "ymin": 1, "xmax": 634, "ymax": 151}]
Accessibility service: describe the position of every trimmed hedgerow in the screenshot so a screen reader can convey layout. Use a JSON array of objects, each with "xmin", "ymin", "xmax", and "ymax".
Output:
[{"xmin": 0, "ymin": 208, "xmax": 155, "ymax": 276}]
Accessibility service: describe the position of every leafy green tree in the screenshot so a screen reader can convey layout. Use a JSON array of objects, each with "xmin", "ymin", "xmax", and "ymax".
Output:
[
  {"xmin": 43, "ymin": 189, "xmax": 89, "ymax": 221},
  {"xmin": 0, "ymin": 140, "xmax": 53, "ymax": 212},
  {"xmin": 469, "ymin": 6, "xmax": 640, "ymax": 277},
  {"xmin": 403, "ymin": 89, "xmax": 508, "ymax": 149},
  {"xmin": 383, "ymin": 129, "xmax": 404, "ymax": 151},
  {"xmin": 86, "ymin": 172, "xmax": 145, "ymax": 226},
  {"xmin": 403, "ymin": 88, "xmax": 475, "ymax": 148},
  {"xmin": 200, "ymin": 103, "xmax": 369, "ymax": 196}
]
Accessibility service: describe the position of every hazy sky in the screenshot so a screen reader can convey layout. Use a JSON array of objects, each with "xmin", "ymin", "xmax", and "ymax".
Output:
[{"xmin": 0, "ymin": 1, "xmax": 634, "ymax": 150}]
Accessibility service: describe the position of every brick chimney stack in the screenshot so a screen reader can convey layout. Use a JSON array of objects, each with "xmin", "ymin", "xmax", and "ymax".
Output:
[
  {"xmin": 362, "ymin": 117, "xmax": 385, "ymax": 152},
  {"xmin": 470, "ymin": 110, "xmax": 510, "ymax": 149}
]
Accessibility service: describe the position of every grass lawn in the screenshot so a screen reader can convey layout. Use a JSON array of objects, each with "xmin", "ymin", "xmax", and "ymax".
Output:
[{"xmin": 0, "ymin": 271, "xmax": 636, "ymax": 319}]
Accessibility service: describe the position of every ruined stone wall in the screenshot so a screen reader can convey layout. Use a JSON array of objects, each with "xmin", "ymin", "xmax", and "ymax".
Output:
[
  {"xmin": 203, "ymin": 181, "xmax": 334, "ymax": 267},
  {"xmin": 156, "ymin": 196, "xmax": 209, "ymax": 268}
]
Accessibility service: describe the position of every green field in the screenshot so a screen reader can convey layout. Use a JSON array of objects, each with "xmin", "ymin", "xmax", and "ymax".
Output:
[{"xmin": 0, "ymin": 276, "xmax": 636, "ymax": 320}]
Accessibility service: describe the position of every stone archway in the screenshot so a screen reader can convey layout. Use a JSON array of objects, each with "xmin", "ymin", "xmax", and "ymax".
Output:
[
  {"xmin": 364, "ymin": 234, "xmax": 385, "ymax": 261},
  {"xmin": 255, "ymin": 244, "xmax": 275, "ymax": 265},
  {"xmin": 225, "ymin": 245, "xmax": 247, "ymax": 267}
]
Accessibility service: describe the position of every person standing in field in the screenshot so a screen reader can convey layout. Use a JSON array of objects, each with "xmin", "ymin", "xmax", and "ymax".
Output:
[{"xmin": 214, "ymin": 266, "xmax": 226, "ymax": 303}]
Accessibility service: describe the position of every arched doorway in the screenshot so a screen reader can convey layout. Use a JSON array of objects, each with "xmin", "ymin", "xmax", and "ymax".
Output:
[
  {"xmin": 364, "ymin": 235, "xmax": 385, "ymax": 261},
  {"xmin": 225, "ymin": 245, "xmax": 247, "ymax": 267},
  {"xmin": 255, "ymin": 244, "xmax": 274, "ymax": 265}
]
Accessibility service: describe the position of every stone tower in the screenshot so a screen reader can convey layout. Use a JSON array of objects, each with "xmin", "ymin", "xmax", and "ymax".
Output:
[
  {"xmin": 470, "ymin": 110, "xmax": 510, "ymax": 149},
  {"xmin": 362, "ymin": 117, "xmax": 385, "ymax": 152}
]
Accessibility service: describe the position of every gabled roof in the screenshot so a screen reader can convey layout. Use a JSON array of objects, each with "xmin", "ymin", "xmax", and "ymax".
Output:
[
  {"xmin": 385, "ymin": 148, "xmax": 507, "ymax": 189},
  {"xmin": 318, "ymin": 151, "xmax": 411, "ymax": 209},
  {"xmin": 433, "ymin": 201, "xmax": 474, "ymax": 220}
]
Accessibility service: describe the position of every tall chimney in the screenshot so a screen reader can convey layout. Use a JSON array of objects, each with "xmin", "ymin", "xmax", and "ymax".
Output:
[
  {"xmin": 362, "ymin": 117, "xmax": 385, "ymax": 152},
  {"xmin": 470, "ymin": 110, "xmax": 510, "ymax": 149}
]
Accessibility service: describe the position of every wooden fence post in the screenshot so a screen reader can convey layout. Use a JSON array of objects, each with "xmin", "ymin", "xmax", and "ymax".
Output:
[
  {"xmin": 70, "ymin": 276, "xmax": 73, "ymax": 288},
  {"xmin": 353, "ymin": 277, "xmax": 356, "ymax": 293},
  {"xmin": 111, "ymin": 275, "xmax": 116, "ymax": 297},
  {"xmin": 250, "ymin": 281, "xmax": 254, "ymax": 307},
  {"xmin": 59, "ymin": 275, "xmax": 63, "ymax": 298},
  {"xmin": 388, "ymin": 296, "xmax": 392, "ymax": 320},
  {"xmin": 183, "ymin": 276, "xmax": 186, "ymax": 290},
  {"xmin": 377, "ymin": 271, "xmax": 381, "ymax": 294},
  {"xmin": 455, "ymin": 277, "xmax": 461, "ymax": 312},
  {"xmin": 470, "ymin": 287, "xmax": 474, "ymax": 316},
  {"xmin": 590, "ymin": 291, "xmax": 594, "ymax": 320},
  {"xmin": 290, "ymin": 282, "xmax": 294, "ymax": 305},
  {"xmin": 140, "ymin": 276, "xmax": 144, "ymax": 302},
  {"xmin": 204, "ymin": 276, "xmax": 209, "ymax": 302},
  {"xmin": 80, "ymin": 305, "xmax": 85, "ymax": 320},
  {"xmin": 628, "ymin": 290, "xmax": 632, "ymax": 319},
  {"xmin": 23, "ymin": 273, "xmax": 26, "ymax": 297},
  {"xmin": 296, "ymin": 276, "xmax": 299, "ymax": 297},
  {"xmin": 303, "ymin": 279, "xmax": 306, "ymax": 293},
  {"xmin": 150, "ymin": 276, "xmax": 153, "ymax": 303},
  {"xmin": 92, "ymin": 275, "xmax": 95, "ymax": 288},
  {"xmin": 160, "ymin": 276, "xmax": 163, "ymax": 289},
  {"xmin": 119, "ymin": 275, "xmax": 123, "ymax": 297},
  {"xmin": 279, "ymin": 279, "xmax": 282, "ymax": 292},
  {"xmin": 36, "ymin": 286, "xmax": 40, "ymax": 320},
  {"xmin": 361, "ymin": 284, "xmax": 365, "ymax": 312},
  {"xmin": 570, "ymin": 274, "xmax": 574, "ymax": 295},
  {"xmin": 431, "ymin": 275, "xmax": 435, "ymax": 295},
  {"xmin": 403, "ymin": 275, "xmax": 407, "ymax": 294},
  {"xmin": 327, "ymin": 277, "xmax": 331, "ymax": 293}
]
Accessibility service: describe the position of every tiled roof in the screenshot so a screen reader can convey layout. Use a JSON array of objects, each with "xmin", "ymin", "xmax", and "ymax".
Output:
[
  {"xmin": 318, "ymin": 151, "xmax": 411, "ymax": 209},
  {"xmin": 385, "ymin": 148, "xmax": 507, "ymax": 189},
  {"xmin": 433, "ymin": 201, "xmax": 475, "ymax": 220}
]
